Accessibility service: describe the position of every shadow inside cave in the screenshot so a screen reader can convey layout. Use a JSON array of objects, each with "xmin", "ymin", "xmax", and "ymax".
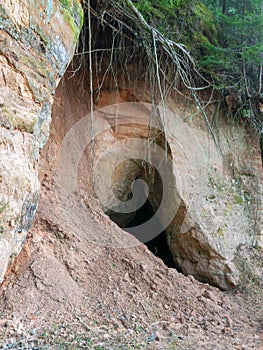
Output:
[{"xmin": 121, "ymin": 199, "xmax": 176, "ymax": 268}]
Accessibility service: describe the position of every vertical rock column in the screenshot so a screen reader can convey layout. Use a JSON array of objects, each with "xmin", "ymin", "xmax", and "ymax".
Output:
[{"xmin": 0, "ymin": 0, "xmax": 83, "ymax": 283}]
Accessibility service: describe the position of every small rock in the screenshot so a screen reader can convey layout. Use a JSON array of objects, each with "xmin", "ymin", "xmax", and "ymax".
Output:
[
  {"xmin": 123, "ymin": 272, "xmax": 130, "ymax": 282},
  {"xmin": 0, "ymin": 319, "xmax": 7, "ymax": 327},
  {"xmin": 102, "ymin": 333, "xmax": 111, "ymax": 339},
  {"xmin": 155, "ymin": 331, "xmax": 165, "ymax": 341}
]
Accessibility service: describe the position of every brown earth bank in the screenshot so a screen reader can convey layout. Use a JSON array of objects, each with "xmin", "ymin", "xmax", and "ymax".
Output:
[
  {"xmin": 0, "ymin": 65, "xmax": 262, "ymax": 350},
  {"xmin": 0, "ymin": 94, "xmax": 262, "ymax": 349},
  {"xmin": 0, "ymin": 198, "xmax": 262, "ymax": 350},
  {"xmin": 1, "ymin": 1, "xmax": 263, "ymax": 349}
]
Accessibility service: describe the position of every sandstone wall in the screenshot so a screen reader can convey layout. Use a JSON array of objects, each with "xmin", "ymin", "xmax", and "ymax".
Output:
[
  {"xmin": 39, "ymin": 70, "xmax": 263, "ymax": 290},
  {"xmin": 163, "ymin": 98, "xmax": 263, "ymax": 289},
  {"xmin": 0, "ymin": 0, "xmax": 83, "ymax": 282}
]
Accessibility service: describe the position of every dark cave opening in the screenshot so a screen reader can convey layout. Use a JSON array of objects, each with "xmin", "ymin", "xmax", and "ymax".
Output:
[{"xmin": 119, "ymin": 199, "xmax": 176, "ymax": 269}]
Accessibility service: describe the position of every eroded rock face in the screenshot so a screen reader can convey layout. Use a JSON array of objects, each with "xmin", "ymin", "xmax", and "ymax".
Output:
[
  {"xmin": 81, "ymin": 100, "xmax": 262, "ymax": 290},
  {"xmin": 114, "ymin": 108, "xmax": 262, "ymax": 289},
  {"xmin": 43, "ymin": 71, "xmax": 262, "ymax": 290},
  {"xmin": 150, "ymin": 103, "xmax": 262, "ymax": 289},
  {"xmin": 0, "ymin": 0, "xmax": 83, "ymax": 282},
  {"xmin": 0, "ymin": 1, "xmax": 262, "ymax": 290}
]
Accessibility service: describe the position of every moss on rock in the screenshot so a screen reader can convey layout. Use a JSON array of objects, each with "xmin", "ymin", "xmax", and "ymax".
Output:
[
  {"xmin": 60, "ymin": 0, "xmax": 84, "ymax": 41},
  {"xmin": 132, "ymin": 0, "xmax": 218, "ymax": 57}
]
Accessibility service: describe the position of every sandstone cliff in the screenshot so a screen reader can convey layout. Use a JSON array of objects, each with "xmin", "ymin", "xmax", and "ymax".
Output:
[{"xmin": 0, "ymin": 0, "xmax": 83, "ymax": 282}]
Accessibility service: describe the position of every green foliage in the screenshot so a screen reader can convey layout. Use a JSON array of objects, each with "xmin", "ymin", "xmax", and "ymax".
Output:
[
  {"xmin": 135, "ymin": 0, "xmax": 185, "ymax": 17},
  {"xmin": 201, "ymin": 0, "xmax": 263, "ymax": 92},
  {"xmin": 242, "ymin": 44, "xmax": 263, "ymax": 65},
  {"xmin": 133, "ymin": 0, "xmax": 218, "ymax": 57},
  {"xmin": 193, "ymin": 2, "xmax": 217, "ymax": 40},
  {"xmin": 133, "ymin": 0, "xmax": 263, "ymax": 96},
  {"xmin": 134, "ymin": 0, "xmax": 189, "ymax": 35},
  {"xmin": 136, "ymin": 0, "xmax": 262, "ymax": 108}
]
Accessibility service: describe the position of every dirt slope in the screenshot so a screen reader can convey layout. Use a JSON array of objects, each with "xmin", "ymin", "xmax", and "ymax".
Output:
[{"xmin": 0, "ymin": 172, "xmax": 262, "ymax": 349}]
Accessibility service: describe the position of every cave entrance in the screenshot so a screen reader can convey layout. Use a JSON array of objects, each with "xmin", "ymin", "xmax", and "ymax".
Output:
[
  {"xmin": 109, "ymin": 197, "xmax": 176, "ymax": 268},
  {"xmin": 123, "ymin": 198, "xmax": 176, "ymax": 268},
  {"xmin": 104, "ymin": 153, "xmax": 177, "ymax": 269}
]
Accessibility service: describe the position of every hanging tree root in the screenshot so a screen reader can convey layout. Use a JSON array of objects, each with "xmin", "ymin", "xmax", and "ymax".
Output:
[{"xmin": 81, "ymin": 0, "xmax": 221, "ymax": 151}]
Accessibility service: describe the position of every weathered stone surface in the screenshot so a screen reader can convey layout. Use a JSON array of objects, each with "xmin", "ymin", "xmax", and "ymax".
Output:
[
  {"xmin": 84, "ymin": 99, "xmax": 262, "ymax": 290},
  {"xmin": 0, "ymin": 128, "xmax": 39, "ymax": 279},
  {"xmin": 163, "ymin": 100, "xmax": 263, "ymax": 289},
  {"xmin": 0, "ymin": 0, "xmax": 83, "ymax": 282},
  {"xmin": 44, "ymin": 75, "xmax": 262, "ymax": 290}
]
